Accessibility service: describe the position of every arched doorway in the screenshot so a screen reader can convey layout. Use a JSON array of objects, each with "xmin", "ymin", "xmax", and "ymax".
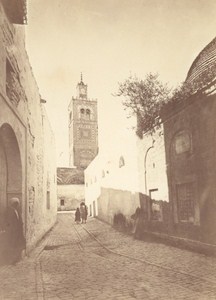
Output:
[{"xmin": 0, "ymin": 123, "xmax": 22, "ymax": 229}]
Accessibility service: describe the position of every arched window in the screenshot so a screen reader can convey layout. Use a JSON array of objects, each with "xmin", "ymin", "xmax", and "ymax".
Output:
[
  {"xmin": 86, "ymin": 109, "xmax": 91, "ymax": 120},
  {"xmin": 80, "ymin": 108, "xmax": 85, "ymax": 119}
]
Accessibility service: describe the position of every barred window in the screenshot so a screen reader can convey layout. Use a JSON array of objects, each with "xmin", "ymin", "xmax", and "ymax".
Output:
[{"xmin": 176, "ymin": 182, "xmax": 194, "ymax": 222}]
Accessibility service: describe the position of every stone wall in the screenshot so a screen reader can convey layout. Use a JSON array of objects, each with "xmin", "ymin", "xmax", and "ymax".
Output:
[
  {"xmin": 97, "ymin": 188, "xmax": 140, "ymax": 225},
  {"xmin": 0, "ymin": 3, "xmax": 57, "ymax": 252},
  {"xmin": 163, "ymin": 93, "xmax": 216, "ymax": 244}
]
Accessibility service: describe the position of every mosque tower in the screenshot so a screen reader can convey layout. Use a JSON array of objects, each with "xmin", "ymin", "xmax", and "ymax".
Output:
[{"xmin": 68, "ymin": 74, "xmax": 98, "ymax": 169}]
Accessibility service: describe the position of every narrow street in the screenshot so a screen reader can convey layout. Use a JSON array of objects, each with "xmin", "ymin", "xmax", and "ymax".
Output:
[{"xmin": 0, "ymin": 213, "xmax": 216, "ymax": 300}]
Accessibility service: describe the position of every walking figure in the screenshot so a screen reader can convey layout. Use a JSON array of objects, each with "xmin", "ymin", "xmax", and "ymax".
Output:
[
  {"xmin": 80, "ymin": 203, "xmax": 88, "ymax": 224},
  {"xmin": 75, "ymin": 207, "xmax": 81, "ymax": 224}
]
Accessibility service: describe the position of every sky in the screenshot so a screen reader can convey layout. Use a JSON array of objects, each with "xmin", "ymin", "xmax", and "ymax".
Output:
[{"xmin": 25, "ymin": 0, "xmax": 216, "ymax": 166}]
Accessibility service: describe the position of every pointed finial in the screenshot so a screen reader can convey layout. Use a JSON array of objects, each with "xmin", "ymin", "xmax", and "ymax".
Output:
[{"xmin": 81, "ymin": 72, "xmax": 83, "ymax": 83}]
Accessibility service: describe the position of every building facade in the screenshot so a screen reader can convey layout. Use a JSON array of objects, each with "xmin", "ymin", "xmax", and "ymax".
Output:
[
  {"xmin": 0, "ymin": 0, "xmax": 57, "ymax": 254},
  {"xmin": 68, "ymin": 76, "xmax": 98, "ymax": 169},
  {"xmin": 85, "ymin": 130, "xmax": 169, "ymax": 227},
  {"xmin": 162, "ymin": 36, "xmax": 216, "ymax": 244},
  {"xmin": 57, "ymin": 167, "xmax": 85, "ymax": 211}
]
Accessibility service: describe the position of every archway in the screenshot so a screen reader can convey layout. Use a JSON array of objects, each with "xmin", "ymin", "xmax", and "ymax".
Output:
[{"xmin": 0, "ymin": 123, "xmax": 22, "ymax": 229}]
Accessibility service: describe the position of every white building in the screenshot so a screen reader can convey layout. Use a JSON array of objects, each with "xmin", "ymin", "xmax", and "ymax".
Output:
[{"xmin": 85, "ymin": 120, "xmax": 169, "ymax": 225}]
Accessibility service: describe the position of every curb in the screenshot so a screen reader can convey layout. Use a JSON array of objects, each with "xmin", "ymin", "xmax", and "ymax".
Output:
[{"xmin": 138, "ymin": 230, "xmax": 216, "ymax": 256}]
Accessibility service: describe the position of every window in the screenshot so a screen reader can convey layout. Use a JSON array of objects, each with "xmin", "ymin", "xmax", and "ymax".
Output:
[
  {"xmin": 47, "ymin": 191, "xmax": 50, "ymax": 209},
  {"xmin": 80, "ymin": 108, "xmax": 85, "ymax": 119},
  {"xmin": 119, "ymin": 156, "xmax": 125, "ymax": 168},
  {"xmin": 86, "ymin": 109, "xmax": 91, "ymax": 120},
  {"xmin": 60, "ymin": 199, "xmax": 65, "ymax": 206},
  {"xmin": 174, "ymin": 131, "xmax": 191, "ymax": 154},
  {"xmin": 176, "ymin": 182, "xmax": 194, "ymax": 222}
]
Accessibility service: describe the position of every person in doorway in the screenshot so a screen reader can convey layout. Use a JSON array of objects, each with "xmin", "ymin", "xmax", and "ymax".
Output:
[
  {"xmin": 75, "ymin": 207, "xmax": 81, "ymax": 224},
  {"xmin": 4, "ymin": 197, "xmax": 25, "ymax": 264},
  {"xmin": 80, "ymin": 203, "xmax": 88, "ymax": 224}
]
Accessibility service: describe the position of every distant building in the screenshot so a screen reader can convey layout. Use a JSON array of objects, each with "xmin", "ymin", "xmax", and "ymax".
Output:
[
  {"xmin": 56, "ymin": 76, "xmax": 98, "ymax": 211},
  {"xmin": 57, "ymin": 167, "xmax": 84, "ymax": 211},
  {"xmin": 0, "ymin": 0, "xmax": 57, "ymax": 254},
  {"xmin": 68, "ymin": 75, "xmax": 98, "ymax": 169}
]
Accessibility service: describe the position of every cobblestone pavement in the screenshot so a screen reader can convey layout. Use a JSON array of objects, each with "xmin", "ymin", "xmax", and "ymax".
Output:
[{"xmin": 1, "ymin": 212, "xmax": 216, "ymax": 299}]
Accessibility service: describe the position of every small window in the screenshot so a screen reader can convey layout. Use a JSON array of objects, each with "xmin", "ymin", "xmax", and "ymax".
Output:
[
  {"xmin": 119, "ymin": 156, "xmax": 125, "ymax": 168},
  {"xmin": 47, "ymin": 191, "xmax": 50, "ymax": 209},
  {"xmin": 60, "ymin": 199, "xmax": 65, "ymax": 206},
  {"xmin": 80, "ymin": 108, "xmax": 85, "ymax": 119},
  {"xmin": 86, "ymin": 109, "xmax": 91, "ymax": 120},
  {"xmin": 174, "ymin": 131, "xmax": 191, "ymax": 154}
]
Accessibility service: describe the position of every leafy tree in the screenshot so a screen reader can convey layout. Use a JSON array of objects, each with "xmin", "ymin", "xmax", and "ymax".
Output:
[
  {"xmin": 116, "ymin": 73, "xmax": 171, "ymax": 137},
  {"xmin": 116, "ymin": 65, "xmax": 216, "ymax": 138}
]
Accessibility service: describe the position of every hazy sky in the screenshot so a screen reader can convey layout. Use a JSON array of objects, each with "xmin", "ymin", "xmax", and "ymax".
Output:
[{"xmin": 25, "ymin": 0, "xmax": 216, "ymax": 166}]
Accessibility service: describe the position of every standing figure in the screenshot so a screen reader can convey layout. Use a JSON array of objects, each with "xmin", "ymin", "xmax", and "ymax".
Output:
[
  {"xmin": 5, "ymin": 198, "xmax": 25, "ymax": 264},
  {"xmin": 75, "ymin": 207, "xmax": 81, "ymax": 224},
  {"xmin": 80, "ymin": 203, "xmax": 88, "ymax": 224}
]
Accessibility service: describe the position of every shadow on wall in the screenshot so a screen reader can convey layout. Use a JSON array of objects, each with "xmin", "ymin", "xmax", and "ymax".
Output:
[
  {"xmin": 112, "ymin": 193, "xmax": 171, "ymax": 237},
  {"xmin": 113, "ymin": 213, "xmax": 133, "ymax": 233}
]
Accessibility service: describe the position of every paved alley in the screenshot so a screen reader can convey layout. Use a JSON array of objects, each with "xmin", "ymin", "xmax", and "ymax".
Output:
[{"xmin": 1, "ymin": 213, "xmax": 216, "ymax": 300}]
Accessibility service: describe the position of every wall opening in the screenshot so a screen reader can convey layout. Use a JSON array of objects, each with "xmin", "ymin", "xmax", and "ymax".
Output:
[
  {"xmin": 47, "ymin": 191, "xmax": 50, "ymax": 209},
  {"xmin": 0, "ymin": 124, "xmax": 23, "ymax": 229}
]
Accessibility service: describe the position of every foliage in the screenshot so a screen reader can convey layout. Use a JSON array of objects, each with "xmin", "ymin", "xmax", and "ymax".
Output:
[
  {"xmin": 116, "ymin": 68, "xmax": 216, "ymax": 137},
  {"xmin": 168, "ymin": 81, "xmax": 194, "ymax": 105},
  {"xmin": 116, "ymin": 73, "xmax": 171, "ymax": 137}
]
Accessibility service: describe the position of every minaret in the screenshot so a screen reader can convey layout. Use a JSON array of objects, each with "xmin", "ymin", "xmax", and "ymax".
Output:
[{"xmin": 68, "ymin": 75, "xmax": 98, "ymax": 169}]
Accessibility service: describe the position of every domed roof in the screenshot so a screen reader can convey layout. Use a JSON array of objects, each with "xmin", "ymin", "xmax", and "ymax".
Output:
[{"xmin": 186, "ymin": 37, "xmax": 216, "ymax": 91}]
